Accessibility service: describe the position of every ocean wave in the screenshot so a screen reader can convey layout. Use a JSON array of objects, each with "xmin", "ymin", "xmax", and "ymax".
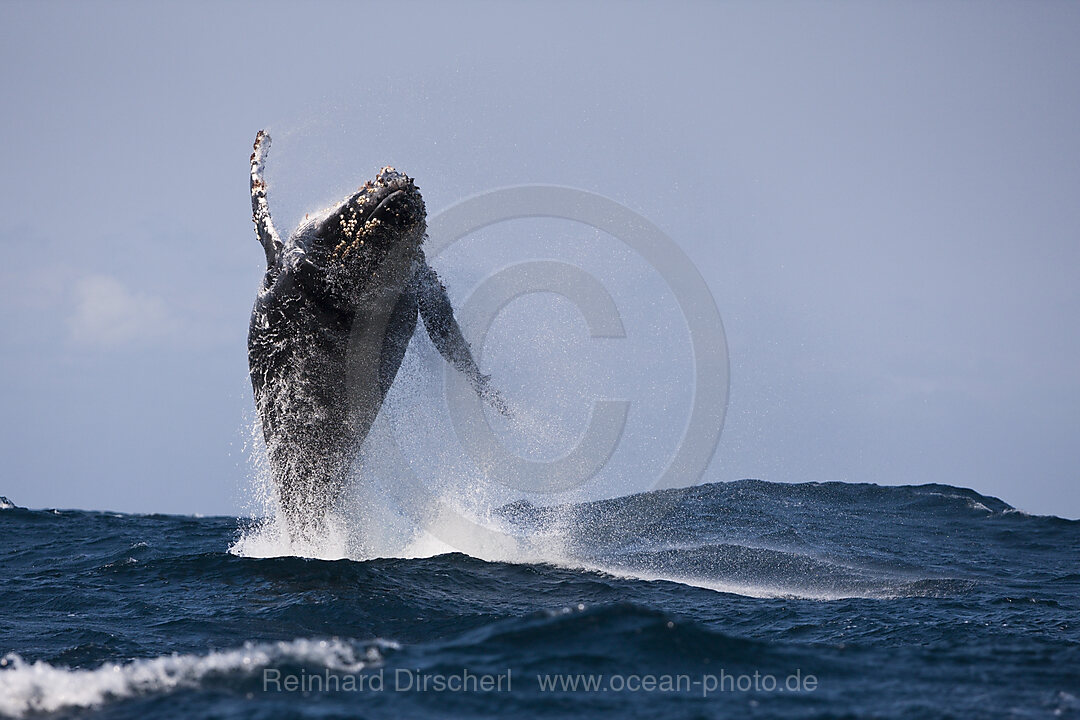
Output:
[
  {"xmin": 214, "ymin": 479, "xmax": 1043, "ymax": 602},
  {"xmin": 0, "ymin": 478, "xmax": 1076, "ymax": 718},
  {"xmin": 0, "ymin": 637, "xmax": 397, "ymax": 718}
]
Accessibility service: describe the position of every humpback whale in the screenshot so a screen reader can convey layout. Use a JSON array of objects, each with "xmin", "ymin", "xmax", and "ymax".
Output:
[{"xmin": 247, "ymin": 131, "xmax": 506, "ymax": 538}]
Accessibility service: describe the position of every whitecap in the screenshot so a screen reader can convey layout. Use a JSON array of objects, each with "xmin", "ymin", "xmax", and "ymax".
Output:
[{"xmin": 0, "ymin": 637, "xmax": 397, "ymax": 717}]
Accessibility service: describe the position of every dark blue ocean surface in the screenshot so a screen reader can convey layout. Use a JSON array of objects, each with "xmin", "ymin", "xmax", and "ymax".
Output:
[{"xmin": 1, "ymin": 481, "xmax": 1077, "ymax": 718}]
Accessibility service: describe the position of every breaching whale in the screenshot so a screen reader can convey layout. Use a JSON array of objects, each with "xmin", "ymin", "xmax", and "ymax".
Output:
[{"xmin": 246, "ymin": 131, "xmax": 506, "ymax": 538}]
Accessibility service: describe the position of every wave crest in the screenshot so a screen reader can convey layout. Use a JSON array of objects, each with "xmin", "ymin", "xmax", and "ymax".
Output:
[{"xmin": 0, "ymin": 637, "xmax": 396, "ymax": 718}]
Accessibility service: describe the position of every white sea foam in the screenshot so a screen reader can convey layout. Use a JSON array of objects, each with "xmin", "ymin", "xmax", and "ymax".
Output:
[
  {"xmin": 0, "ymin": 637, "xmax": 395, "ymax": 718},
  {"xmin": 230, "ymin": 510, "xmax": 352, "ymax": 561}
]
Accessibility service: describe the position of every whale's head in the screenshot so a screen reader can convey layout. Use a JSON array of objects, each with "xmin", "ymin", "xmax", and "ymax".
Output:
[{"xmin": 303, "ymin": 167, "xmax": 427, "ymax": 279}]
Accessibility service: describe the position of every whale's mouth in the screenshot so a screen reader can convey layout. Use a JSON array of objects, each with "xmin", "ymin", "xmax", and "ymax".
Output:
[{"xmin": 368, "ymin": 189, "xmax": 411, "ymax": 226}]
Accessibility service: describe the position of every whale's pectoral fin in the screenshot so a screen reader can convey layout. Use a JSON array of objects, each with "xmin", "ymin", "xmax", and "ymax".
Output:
[
  {"xmin": 416, "ymin": 257, "xmax": 511, "ymax": 417},
  {"xmin": 250, "ymin": 130, "xmax": 284, "ymax": 271}
]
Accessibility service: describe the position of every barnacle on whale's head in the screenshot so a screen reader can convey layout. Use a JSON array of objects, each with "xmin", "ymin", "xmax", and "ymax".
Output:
[{"xmin": 320, "ymin": 166, "xmax": 427, "ymax": 265}]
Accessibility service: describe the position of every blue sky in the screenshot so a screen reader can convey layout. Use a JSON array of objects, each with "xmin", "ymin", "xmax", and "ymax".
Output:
[{"xmin": 1, "ymin": 1, "xmax": 1078, "ymax": 518}]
